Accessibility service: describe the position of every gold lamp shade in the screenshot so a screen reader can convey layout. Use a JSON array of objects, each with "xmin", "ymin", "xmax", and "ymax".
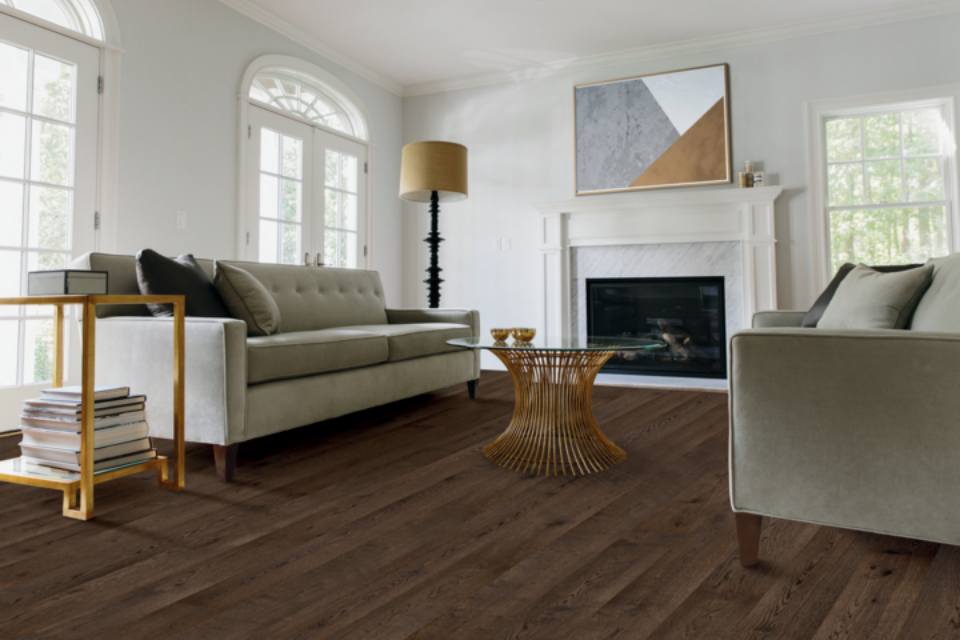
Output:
[{"xmin": 399, "ymin": 141, "xmax": 468, "ymax": 203}]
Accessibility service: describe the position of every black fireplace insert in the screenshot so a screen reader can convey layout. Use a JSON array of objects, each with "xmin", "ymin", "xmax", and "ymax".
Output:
[{"xmin": 586, "ymin": 276, "xmax": 726, "ymax": 378}]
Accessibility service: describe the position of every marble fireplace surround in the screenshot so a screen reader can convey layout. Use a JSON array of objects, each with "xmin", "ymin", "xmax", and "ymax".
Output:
[{"xmin": 536, "ymin": 185, "xmax": 783, "ymax": 390}]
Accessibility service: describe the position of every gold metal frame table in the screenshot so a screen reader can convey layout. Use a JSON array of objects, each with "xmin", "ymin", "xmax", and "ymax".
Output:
[
  {"xmin": 448, "ymin": 336, "xmax": 665, "ymax": 476},
  {"xmin": 0, "ymin": 294, "xmax": 185, "ymax": 520}
]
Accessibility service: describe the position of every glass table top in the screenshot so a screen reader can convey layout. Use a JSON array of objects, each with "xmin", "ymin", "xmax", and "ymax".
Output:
[{"xmin": 447, "ymin": 336, "xmax": 666, "ymax": 352}]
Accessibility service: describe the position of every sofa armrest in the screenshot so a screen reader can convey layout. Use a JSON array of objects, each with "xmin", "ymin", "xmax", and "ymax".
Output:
[
  {"xmin": 94, "ymin": 316, "xmax": 247, "ymax": 445},
  {"xmin": 730, "ymin": 327, "xmax": 960, "ymax": 545},
  {"xmin": 751, "ymin": 310, "xmax": 807, "ymax": 328},
  {"xmin": 386, "ymin": 308, "xmax": 480, "ymax": 334}
]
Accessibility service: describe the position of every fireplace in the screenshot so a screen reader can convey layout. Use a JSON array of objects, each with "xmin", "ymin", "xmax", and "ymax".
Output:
[{"xmin": 586, "ymin": 277, "xmax": 727, "ymax": 378}]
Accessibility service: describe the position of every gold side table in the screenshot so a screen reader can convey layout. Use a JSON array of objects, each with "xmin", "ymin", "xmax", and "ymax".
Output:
[
  {"xmin": 0, "ymin": 295, "xmax": 185, "ymax": 520},
  {"xmin": 448, "ymin": 336, "xmax": 665, "ymax": 476}
]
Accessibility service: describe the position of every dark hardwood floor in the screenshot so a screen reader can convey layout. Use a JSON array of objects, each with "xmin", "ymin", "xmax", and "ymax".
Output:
[{"xmin": 0, "ymin": 372, "xmax": 956, "ymax": 639}]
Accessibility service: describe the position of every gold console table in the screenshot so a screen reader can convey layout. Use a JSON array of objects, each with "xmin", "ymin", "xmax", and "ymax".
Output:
[
  {"xmin": 448, "ymin": 336, "xmax": 664, "ymax": 476},
  {"xmin": 0, "ymin": 294, "xmax": 185, "ymax": 520}
]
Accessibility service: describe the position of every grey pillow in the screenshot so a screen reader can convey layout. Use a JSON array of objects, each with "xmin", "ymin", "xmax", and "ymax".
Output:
[
  {"xmin": 817, "ymin": 263, "xmax": 933, "ymax": 330},
  {"xmin": 910, "ymin": 254, "xmax": 960, "ymax": 332},
  {"xmin": 801, "ymin": 263, "xmax": 922, "ymax": 328},
  {"xmin": 214, "ymin": 262, "xmax": 281, "ymax": 336}
]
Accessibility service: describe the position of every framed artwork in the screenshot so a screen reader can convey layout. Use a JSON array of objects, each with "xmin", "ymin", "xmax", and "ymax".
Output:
[{"xmin": 574, "ymin": 63, "xmax": 731, "ymax": 195}]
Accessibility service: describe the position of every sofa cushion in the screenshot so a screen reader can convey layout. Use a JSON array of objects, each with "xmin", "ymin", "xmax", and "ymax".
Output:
[
  {"xmin": 247, "ymin": 329, "xmax": 388, "ymax": 384},
  {"xmin": 911, "ymin": 254, "xmax": 960, "ymax": 332},
  {"xmin": 802, "ymin": 262, "xmax": 923, "ymax": 327},
  {"xmin": 218, "ymin": 261, "xmax": 387, "ymax": 332},
  {"xmin": 135, "ymin": 249, "xmax": 230, "ymax": 318},
  {"xmin": 346, "ymin": 323, "xmax": 472, "ymax": 362},
  {"xmin": 818, "ymin": 263, "xmax": 933, "ymax": 330},
  {"xmin": 214, "ymin": 262, "xmax": 281, "ymax": 336}
]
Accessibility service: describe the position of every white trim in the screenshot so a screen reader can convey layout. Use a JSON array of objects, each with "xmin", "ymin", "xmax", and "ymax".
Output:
[
  {"xmin": 804, "ymin": 85, "xmax": 960, "ymax": 291},
  {"xmin": 404, "ymin": 1, "xmax": 960, "ymax": 97},
  {"xmin": 218, "ymin": 0, "xmax": 402, "ymax": 96}
]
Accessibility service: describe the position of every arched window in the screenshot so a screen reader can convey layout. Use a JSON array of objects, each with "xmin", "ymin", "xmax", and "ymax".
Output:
[
  {"xmin": 240, "ymin": 56, "xmax": 370, "ymax": 269},
  {"xmin": 0, "ymin": 0, "xmax": 104, "ymax": 39},
  {"xmin": 249, "ymin": 68, "xmax": 367, "ymax": 140}
]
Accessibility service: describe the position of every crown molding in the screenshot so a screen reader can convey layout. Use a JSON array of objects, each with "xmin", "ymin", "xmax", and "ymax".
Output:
[
  {"xmin": 218, "ymin": 0, "xmax": 403, "ymax": 96},
  {"xmin": 403, "ymin": 0, "xmax": 960, "ymax": 97}
]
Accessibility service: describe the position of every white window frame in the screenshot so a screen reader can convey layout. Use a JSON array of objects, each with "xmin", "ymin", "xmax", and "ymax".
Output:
[
  {"xmin": 805, "ymin": 86, "xmax": 960, "ymax": 290},
  {"xmin": 237, "ymin": 55, "xmax": 373, "ymax": 268}
]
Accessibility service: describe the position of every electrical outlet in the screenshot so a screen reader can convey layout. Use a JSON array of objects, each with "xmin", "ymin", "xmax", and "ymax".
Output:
[{"xmin": 176, "ymin": 210, "xmax": 188, "ymax": 231}]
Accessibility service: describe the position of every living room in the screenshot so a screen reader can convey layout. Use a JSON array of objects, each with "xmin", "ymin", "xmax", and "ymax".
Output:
[{"xmin": 1, "ymin": 0, "xmax": 959, "ymax": 637}]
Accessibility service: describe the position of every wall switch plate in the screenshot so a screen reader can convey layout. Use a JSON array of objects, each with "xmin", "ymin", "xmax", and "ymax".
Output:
[{"xmin": 176, "ymin": 210, "xmax": 188, "ymax": 230}]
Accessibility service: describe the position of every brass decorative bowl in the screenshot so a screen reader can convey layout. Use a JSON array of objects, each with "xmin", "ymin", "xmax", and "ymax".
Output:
[
  {"xmin": 490, "ymin": 328, "xmax": 511, "ymax": 343},
  {"xmin": 511, "ymin": 327, "xmax": 536, "ymax": 343}
]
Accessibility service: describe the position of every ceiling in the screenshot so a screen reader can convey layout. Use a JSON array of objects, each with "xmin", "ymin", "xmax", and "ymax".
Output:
[{"xmin": 226, "ymin": 0, "xmax": 959, "ymax": 94}]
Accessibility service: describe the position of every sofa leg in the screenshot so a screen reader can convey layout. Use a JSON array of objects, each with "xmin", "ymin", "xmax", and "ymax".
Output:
[
  {"xmin": 213, "ymin": 444, "xmax": 239, "ymax": 482},
  {"xmin": 467, "ymin": 379, "xmax": 478, "ymax": 400},
  {"xmin": 736, "ymin": 513, "xmax": 762, "ymax": 567}
]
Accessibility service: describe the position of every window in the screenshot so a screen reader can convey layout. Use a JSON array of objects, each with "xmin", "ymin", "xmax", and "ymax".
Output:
[
  {"xmin": 0, "ymin": 0, "xmax": 104, "ymax": 39},
  {"xmin": 242, "ymin": 58, "xmax": 368, "ymax": 269},
  {"xmin": 819, "ymin": 100, "xmax": 957, "ymax": 272}
]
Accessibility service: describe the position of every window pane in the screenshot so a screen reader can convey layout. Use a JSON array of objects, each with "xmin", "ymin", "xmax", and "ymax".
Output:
[
  {"xmin": 323, "ymin": 230, "xmax": 338, "ymax": 267},
  {"xmin": 259, "ymin": 174, "xmax": 278, "ymax": 219},
  {"xmin": 23, "ymin": 318, "xmax": 54, "ymax": 384},
  {"xmin": 0, "ymin": 113, "xmax": 27, "ymax": 180},
  {"xmin": 0, "ymin": 42, "xmax": 29, "ymax": 112},
  {"xmin": 863, "ymin": 113, "xmax": 899, "ymax": 159},
  {"xmin": 905, "ymin": 157, "xmax": 945, "ymax": 202},
  {"xmin": 829, "ymin": 206, "xmax": 948, "ymax": 271},
  {"xmin": 0, "ymin": 321, "xmax": 18, "ymax": 386},
  {"xmin": 825, "ymin": 118, "xmax": 861, "ymax": 162},
  {"xmin": 279, "ymin": 223, "xmax": 300, "ymax": 265},
  {"xmin": 28, "ymin": 186, "xmax": 72, "ymax": 250},
  {"xmin": 341, "ymin": 193, "xmax": 358, "ymax": 230},
  {"xmin": 827, "ymin": 163, "xmax": 864, "ymax": 206},
  {"xmin": 343, "ymin": 231, "xmax": 358, "ymax": 268},
  {"xmin": 0, "ymin": 250, "xmax": 22, "ymax": 317},
  {"xmin": 260, "ymin": 128, "xmax": 279, "ymax": 174},
  {"xmin": 903, "ymin": 109, "xmax": 944, "ymax": 156},
  {"xmin": 0, "ymin": 181, "xmax": 24, "ymax": 247},
  {"xmin": 325, "ymin": 150, "xmax": 358, "ymax": 192},
  {"xmin": 281, "ymin": 135, "xmax": 302, "ymax": 179},
  {"xmin": 865, "ymin": 160, "xmax": 902, "ymax": 204},
  {"xmin": 280, "ymin": 179, "xmax": 301, "ymax": 222},
  {"xmin": 324, "ymin": 188, "xmax": 338, "ymax": 228},
  {"xmin": 31, "ymin": 120, "xmax": 74, "ymax": 186},
  {"xmin": 259, "ymin": 219, "xmax": 278, "ymax": 263},
  {"xmin": 32, "ymin": 54, "xmax": 76, "ymax": 123}
]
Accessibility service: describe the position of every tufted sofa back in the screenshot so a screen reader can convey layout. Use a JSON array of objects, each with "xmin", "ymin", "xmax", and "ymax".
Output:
[{"xmin": 74, "ymin": 253, "xmax": 388, "ymax": 331}]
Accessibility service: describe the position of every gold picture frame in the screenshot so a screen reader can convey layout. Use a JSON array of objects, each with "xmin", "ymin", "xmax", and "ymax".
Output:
[{"xmin": 574, "ymin": 63, "xmax": 731, "ymax": 196}]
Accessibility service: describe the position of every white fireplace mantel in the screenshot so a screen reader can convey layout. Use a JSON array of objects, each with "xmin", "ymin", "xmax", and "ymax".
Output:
[{"xmin": 536, "ymin": 185, "xmax": 784, "ymax": 343}]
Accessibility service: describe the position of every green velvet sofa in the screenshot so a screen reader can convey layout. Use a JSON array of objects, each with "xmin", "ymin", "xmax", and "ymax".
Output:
[{"xmin": 73, "ymin": 253, "xmax": 481, "ymax": 480}]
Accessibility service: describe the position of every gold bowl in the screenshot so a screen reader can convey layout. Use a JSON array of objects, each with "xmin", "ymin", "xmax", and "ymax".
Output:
[
  {"xmin": 490, "ymin": 328, "xmax": 511, "ymax": 343},
  {"xmin": 511, "ymin": 327, "xmax": 536, "ymax": 343}
]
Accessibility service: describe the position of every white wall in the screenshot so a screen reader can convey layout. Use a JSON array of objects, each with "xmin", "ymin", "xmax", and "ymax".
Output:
[
  {"xmin": 401, "ymin": 13, "xmax": 960, "ymax": 332},
  {"xmin": 108, "ymin": 0, "xmax": 405, "ymax": 303}
]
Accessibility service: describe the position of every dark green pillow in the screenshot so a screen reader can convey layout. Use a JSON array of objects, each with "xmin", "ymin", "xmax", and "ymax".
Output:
[{"xmin": 135, "ymin": 249, "xmax": 230, "ymax": 318}]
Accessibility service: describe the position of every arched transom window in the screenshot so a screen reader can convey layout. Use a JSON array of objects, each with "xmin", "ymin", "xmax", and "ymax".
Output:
[
  {"xmin": 249, "ymin": 69, "xmax": 367, "ymax": 140},
  {"xmin": 0, "ymin": 0, "xmax": 104, "ymax": 39}
]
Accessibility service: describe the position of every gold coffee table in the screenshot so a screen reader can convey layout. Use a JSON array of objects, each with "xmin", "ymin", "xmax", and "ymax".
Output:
[{"xmin": 448, "ymin": 336, "xmax": 664, "ymax": 476}]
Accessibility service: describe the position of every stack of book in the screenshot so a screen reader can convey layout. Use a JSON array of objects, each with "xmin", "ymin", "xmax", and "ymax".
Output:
[{"xmin": 18, "ymin": 386, "xmax": 157, "ymax": 473}]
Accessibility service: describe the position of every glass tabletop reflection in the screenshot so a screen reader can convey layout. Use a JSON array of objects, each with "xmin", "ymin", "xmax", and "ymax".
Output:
[{"xmin": 447, "ymin": 336, "xmax": 666, "ymax": 352}]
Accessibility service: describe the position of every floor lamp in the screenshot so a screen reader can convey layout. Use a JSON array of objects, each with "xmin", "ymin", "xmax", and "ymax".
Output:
[{"xmin": 399, "ymin": 141, "xmax": 468, "ymax": 308}]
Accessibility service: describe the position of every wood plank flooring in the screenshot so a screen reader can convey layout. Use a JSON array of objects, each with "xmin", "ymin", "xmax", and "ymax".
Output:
[{"xmin": 0, "ymin": 372, "xmax": 957, "ymax": 639}]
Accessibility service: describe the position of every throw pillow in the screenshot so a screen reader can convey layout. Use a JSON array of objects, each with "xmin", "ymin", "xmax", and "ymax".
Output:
[
  {"xmin": 910, "ymin": 254, "xmax": 960, "ymax": 332},
  {"xmin": 817, "ymin": 263, "xmax": 933, "ymax": 330},
  {"xmin": 801, "ymin": 263, "xmax": 923, "ymax": 327},
  {"xmin": 213, "ymin": 262, "xmax": 281, "ymax": 336},
  {"xmin": 135, "ymin": 249, "xmax": 230, "ymax": 317}
]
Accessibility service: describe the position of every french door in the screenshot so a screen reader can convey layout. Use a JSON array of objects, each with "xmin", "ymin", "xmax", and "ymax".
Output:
[
  {"xmin": 246, "ymin": 105, "xmax": 367, "ymax": 268},
  {"xmin": 0, "ymin": 12, "xmax": 98, "ymax": 420}
]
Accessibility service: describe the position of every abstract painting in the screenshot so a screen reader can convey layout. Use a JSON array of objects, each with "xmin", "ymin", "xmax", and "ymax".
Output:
[{"xmin": 575, "ymin": 64, "xmax": 730, "ymax": 194}]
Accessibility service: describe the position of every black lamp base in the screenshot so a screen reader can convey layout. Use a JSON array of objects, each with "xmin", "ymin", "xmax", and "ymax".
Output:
[{"xmin": 424, "ymin": 190, "xmax": 443, "ymax": 308}]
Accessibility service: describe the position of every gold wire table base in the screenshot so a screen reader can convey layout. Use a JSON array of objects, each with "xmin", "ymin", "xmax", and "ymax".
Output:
[{"xmin": 485, "ymin": 349, "xmax": 625, "ymax": 476}]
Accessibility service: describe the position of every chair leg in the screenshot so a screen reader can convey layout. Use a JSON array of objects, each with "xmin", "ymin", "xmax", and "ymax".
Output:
[
  {"xmin": 736, "ymin": 513, "xmax": 762, "ymax": 567},
  {"xmin": 213, "ymin": 444, "xmax": 239, "ymax": 482},
  {"xmin": 467, "ymin": 379, "xmax": 478, "ymax": 400}
]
